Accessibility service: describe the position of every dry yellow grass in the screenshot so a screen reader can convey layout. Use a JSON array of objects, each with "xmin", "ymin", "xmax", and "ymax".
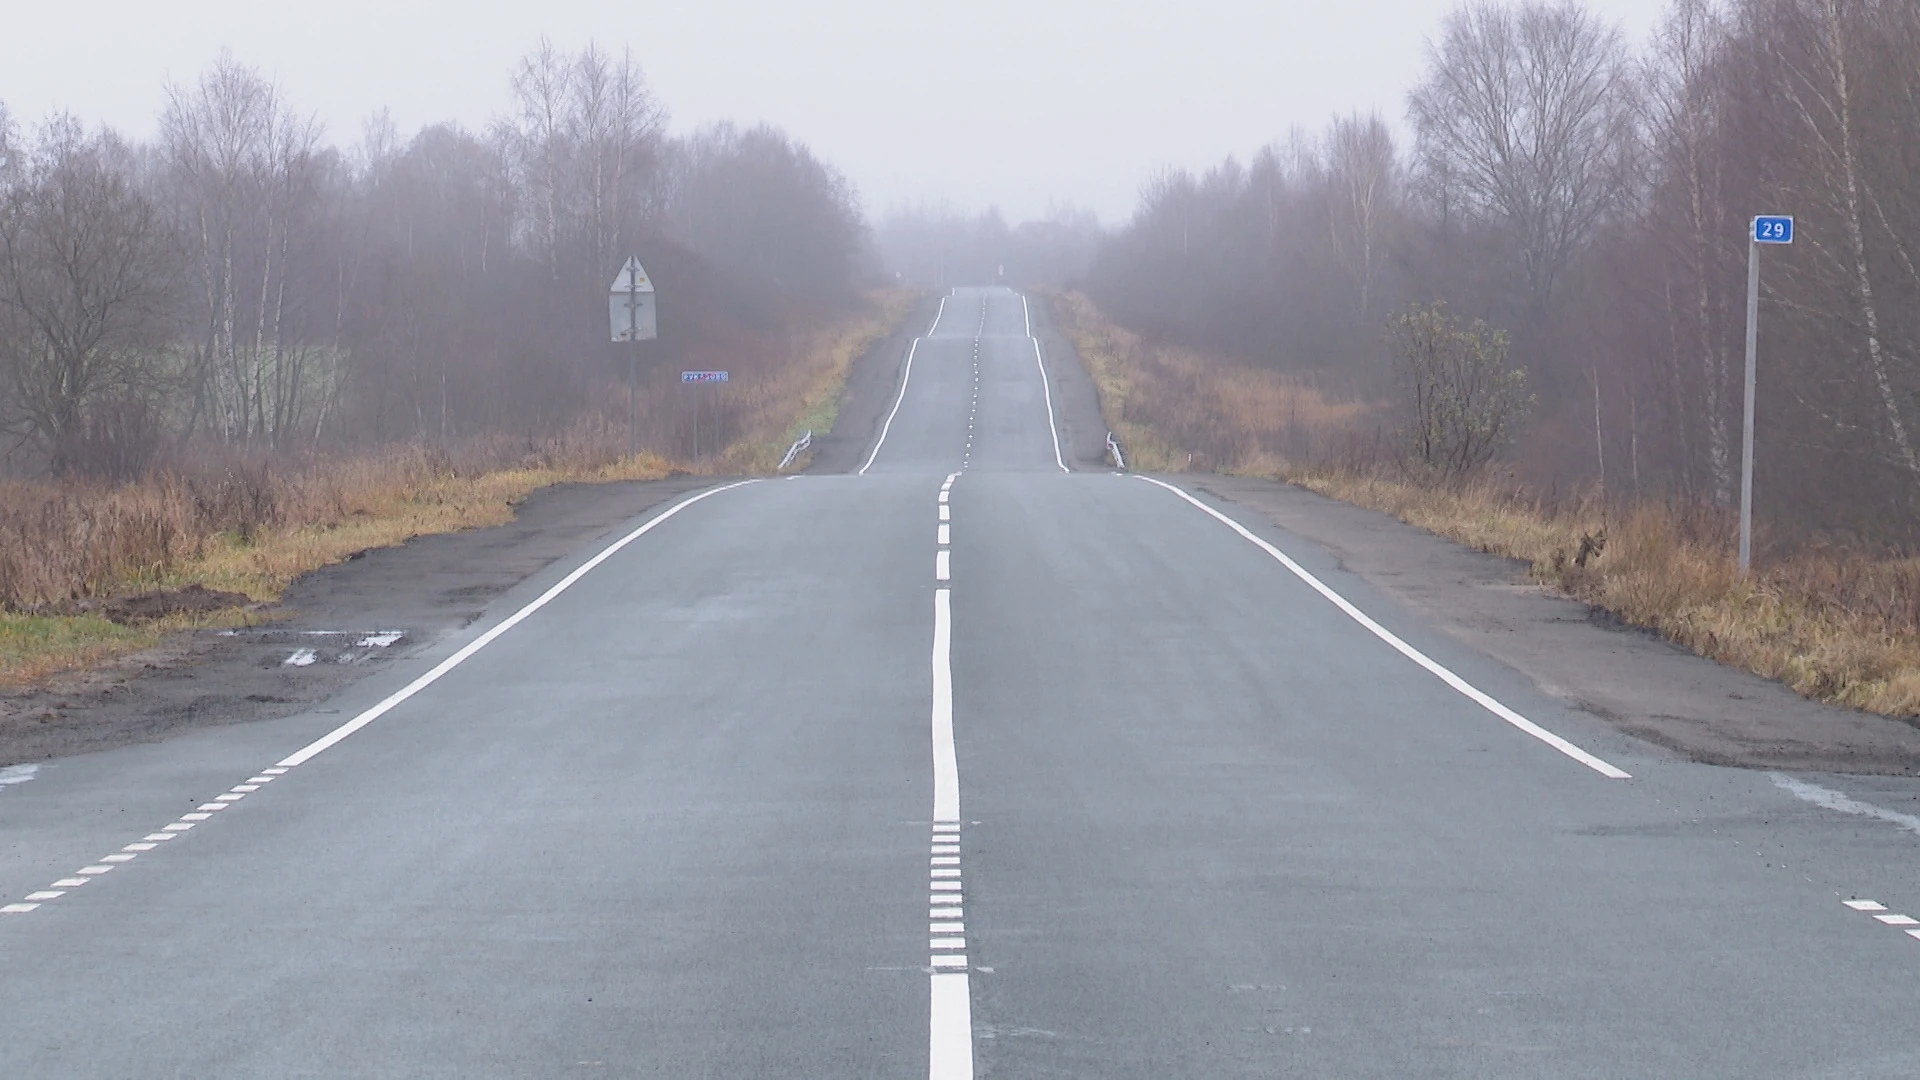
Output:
[
  {"xmin": 1, "ymin": 290, "xmax": 919, "ymax": 688},
  {"xmin": 1049, "ymin": 290, "xmax": 1375, "ymax": 472},
  {"xmin": 1055, "ymin": 289, "xmax": 1920, "ymax": 718}
]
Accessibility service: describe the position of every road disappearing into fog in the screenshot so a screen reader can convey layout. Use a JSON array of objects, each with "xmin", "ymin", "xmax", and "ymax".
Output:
[{"xmin": 9, "ymin": 287, "xmax": 1920, "ymax": 1077}]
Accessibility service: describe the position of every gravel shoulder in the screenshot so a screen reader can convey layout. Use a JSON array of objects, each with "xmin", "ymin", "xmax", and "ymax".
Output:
[
  {"xmin": 0, "ymin": 477, "xmax": 713, "ymax": 766},
  {"xmin": 1197, "ymin": 473, "xmax": 1920, "ymax": 775}
]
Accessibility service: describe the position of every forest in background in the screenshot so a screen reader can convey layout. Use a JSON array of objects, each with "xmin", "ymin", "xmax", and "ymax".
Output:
[
  {"xmin": 0, "ymin": 40, "xmax": 870, "ymax": 481},
  {"xmin": 1069, "ymin": 0, "xmax": 1919, "ymax": 553}
]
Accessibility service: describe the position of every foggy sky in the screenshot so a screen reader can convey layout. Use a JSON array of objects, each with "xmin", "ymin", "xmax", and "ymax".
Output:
[{"xmin": 1, "ymin": 0, "xmax": 1670, "ymax": 223}]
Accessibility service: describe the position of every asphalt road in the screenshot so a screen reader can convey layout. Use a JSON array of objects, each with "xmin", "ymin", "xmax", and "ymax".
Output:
[{"xmin": 7, "ymin": 286, "xmax": 1920, "ymax": 1077}]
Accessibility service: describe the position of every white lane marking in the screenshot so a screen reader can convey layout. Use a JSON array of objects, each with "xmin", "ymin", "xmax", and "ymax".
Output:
[
  {"xmin": 215, "ymin": 794, "xmax": 244, "ymax": 802},
  {"xmin": 0, "ymin": 763, "xmax": 40, "ymax": 792},
  {"xmin": 938, "ymin": 524, "xmax": 950, "ymax": 546},
  {"xmin": 2, "ymin": 903, "xmax": 39, "ymax": 914},
  {"xmin": 1020, "ymin": 294, "xmax": 1069, "ymax": 473},
  {"xmin": 24, "ymin": 891, "xmax": 64, "ymax": 901},
  {"xmin": 277, "ymin": 480, "xmax": 758, "ymax": 769},
  {"xmin": 357, "ymin": 631, "xmax": 404, "ymax": 648},
  {"xmin": 860, "ymin": 337, "xmax": 923, "ymax": 476},
  {"xmin": 142, "ymin": 834, "xmax": 175, "ymax": 842},
  {"xmin": 930, "ymin": 972, "xmax": 974, "ymax": 1078},
  {"xmin": 231, "ymin": 784, "xmax": 259, "ymax": 792},
  {"xmin": 939, "ymin": 505, "xmax": 951, "ymax": 522},
  {"xmin": 1137, "ymin": 477, "xmax": 1631, "ymax": 780},
  {"xmin": 928, "ymin": 473, "xmax": 972, "ymax": 1080},
  {"xmin": 77, "ymin": 866, "xmax": 112, "ymax": 876},
  {"xmin": 1846, "ymin": 899, "xmax": 1888, "ymax": 911},
  {"xmin": 124, "ymin": 843, "xmax": 156, "ymax": 852},
  {"xmin": 859, "ymin": 299, "xmax": 948, "ymax": 475},
  {"xmin": 51, "ymin": 878, "xmax": 87, "ymax": 888},
  {"xmin": 100, "ymin": 854, "xmax": 136, "ymax": 864},
  {"xmin": 939, "ymin": 491, "xmax": 950, "ymax": 503},
  {"xmin": 1876, "ymin": 914, "xmax": 1920, "ymax": 926},
  {"xmin": 247, "ymin": 776, "xmax": 275, "ymax": 784},
  {"xmin": 1772, "ymin": 774, "xmax": 1920, "ymax": 836},
  {"xmin": 262, "ymin": 768, "xmax": 288, "ymax": 775},
  {"xmin": 283, "ymin": 648, "xmax": 317, "ymax": 667},
  {"xmin": 932, "ymin": 922, "xmax": 965, "ymax": 934},
  {"xmin": 181, "ymin": 813, "xmax": 212, "ymax": 821},
  {"xmin": 932, "ymin": 589, "xmax": 960, "ymax": 822},
  {"xmin": 936, "ymin": 551, "xmax": 951, "ymax": 582},
  {"xmin": 197, "ymin": 803, "xmax": 226, "ymax": 811},
  {"xmin": 932, "ymin": 855, "xmax": 959, "ymax": 865},
  {"xmin": 163, "ymin": 822, "xmax": 193, "ymax": 831}
]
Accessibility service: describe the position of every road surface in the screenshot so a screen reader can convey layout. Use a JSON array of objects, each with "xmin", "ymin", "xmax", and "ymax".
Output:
[{"xmin": 6, "ymin": 286, "xmax": 1920, "ymax": 1077}]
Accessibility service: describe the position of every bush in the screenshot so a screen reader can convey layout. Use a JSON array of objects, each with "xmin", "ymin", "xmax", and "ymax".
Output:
[{"xmin": 1388, "ymin": 302, "xmax": 1531, "ymax": 480}]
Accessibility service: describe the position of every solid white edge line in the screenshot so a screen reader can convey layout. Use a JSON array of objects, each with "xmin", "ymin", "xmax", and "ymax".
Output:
[
  {"xmin": 275, "ymin": 480, "xmax": 761, "ymax": 769},
  {"xmin": 1135, "ymin": 476, "xmax": 1631, "ymax": 780},
  {"xmin": 859, "ymin": 297, "xmax": 949, "ymax": 476},
  {"xmin": 1020, "ymin": 293, "xmax": 1069, "ymax": 473}
]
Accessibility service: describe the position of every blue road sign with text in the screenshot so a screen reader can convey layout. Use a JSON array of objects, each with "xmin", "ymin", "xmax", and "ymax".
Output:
[
  {"xmin": 681, "ymin": 371, "xmax": 729, "ymax": 384},
  {"xmin": 1753, "ymin": 216, "xmax": 1793, "ymax": 244}
]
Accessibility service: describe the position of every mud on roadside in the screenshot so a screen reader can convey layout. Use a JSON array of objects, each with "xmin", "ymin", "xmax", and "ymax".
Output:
[{"xmin": 0, "ymin": 477, "xmax": 712, "ymax": 766}]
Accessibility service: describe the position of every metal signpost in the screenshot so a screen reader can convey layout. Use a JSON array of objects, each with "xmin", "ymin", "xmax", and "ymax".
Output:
[
  {"xmin": 1740, "ymin": 215, "xmax": 1792, "ymax": 572},
  {"xmin": 681, "ymin": 372, "xmax": 728, "ymax": 459},
  {"xmin": 609, "ymin": 258, "xmax": 658, "ymax": 460}
]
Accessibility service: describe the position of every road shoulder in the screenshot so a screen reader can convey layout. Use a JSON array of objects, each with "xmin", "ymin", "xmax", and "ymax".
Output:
[
  {"xmin": 1197, "ymin": 473, "xmax": 1920, "ymax": 775},
  {"xmin": 0, "ymin": 477, "xmax": 713, "ymax": 766}
]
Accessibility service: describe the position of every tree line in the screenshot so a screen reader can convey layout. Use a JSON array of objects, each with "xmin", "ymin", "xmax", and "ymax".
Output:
[
  {"xmin": 1083, "ymin": 0, "xmax": 1920, "ymax": 545},
  {"xmin": 0, "ymin": 41, "xmax": 867, "ymax": 479}
]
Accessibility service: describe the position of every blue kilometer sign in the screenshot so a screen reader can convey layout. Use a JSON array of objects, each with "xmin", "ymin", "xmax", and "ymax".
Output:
[{"xmin": 1753, "ymin": 216, "xmax": 1793, "ymax": 244}]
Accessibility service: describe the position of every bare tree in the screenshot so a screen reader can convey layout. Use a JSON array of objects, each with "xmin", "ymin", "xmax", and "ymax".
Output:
[
  {"xmin": 1768, "ymin": 0, "xmax": 1918, "ymax": 475},
  {"xmin": 0, "ymin": 117, "xmax": 171, "ymax": 475},
  {"xmin": 1409, "ymin": 1, "xmax": 1636, "ymax": 316},
  {"xmin": 1324, "ymin": 113, "xmax": 1400, "ymax": 326},
  {"xmin": 1643, "ymin": 0, "xmax": 1736, "ymax": 502}
]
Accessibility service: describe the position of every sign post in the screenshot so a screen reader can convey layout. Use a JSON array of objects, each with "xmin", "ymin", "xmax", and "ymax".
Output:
[
  {"xmin": 609, "ymin": 258, "xmax": 658, "ymax": 460},
  {"xmin": 1741, "ymin": 216, "xmax": 1792, "ymax": 572},
  {"xmin": 681, "ymin": 371, "xmax": 728, "ymax": 460}
]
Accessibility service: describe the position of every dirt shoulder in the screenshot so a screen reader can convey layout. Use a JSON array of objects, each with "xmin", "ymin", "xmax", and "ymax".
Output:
[
  {"xmin": 807, "ymin": 295, "xmax": 941, "ymax": 474},
  {"xmin": 1198, "ymin": 474, "xmax": 1920, "ymax": 775},
  {"xmin": 0, "ymin": 477, "xmax": 711, "ymax": 766},
  {"xmin": 1025, "ymin": 290, "xmax": 1113, "ymax": 470}
]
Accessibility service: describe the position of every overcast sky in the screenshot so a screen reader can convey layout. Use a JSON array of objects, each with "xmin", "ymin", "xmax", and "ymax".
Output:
[{"xmin": 0, "ymin": 0, "xmax": 1670, "ymax": 224}]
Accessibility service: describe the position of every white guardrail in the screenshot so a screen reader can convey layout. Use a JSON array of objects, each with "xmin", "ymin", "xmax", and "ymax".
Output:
[
  {"xmin": 778, "ymin": 430, "xmax": 813, "ymax": 471},
  {"xmin": 1106, "ymin": 431, "xmax": 1126, "ymax": 471}
]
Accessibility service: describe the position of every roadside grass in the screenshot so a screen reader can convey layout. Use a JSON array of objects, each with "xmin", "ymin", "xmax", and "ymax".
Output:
[
  {"xmin": 0, "ymin": 289, "xmax": 919, "ymax": 689},
  {"xmin": 715, "ymin": 287, "xmax": 915, "ymax": 474},
  {"xmin": 1049, "ymin": 289, "xmax": 1920, "ymax": 719}
]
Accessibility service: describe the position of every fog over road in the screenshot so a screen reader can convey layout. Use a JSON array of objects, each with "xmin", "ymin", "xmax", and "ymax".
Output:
[{"xmin": 7, "ymin": 286, "xmax": 1920, "ymax": 1076}]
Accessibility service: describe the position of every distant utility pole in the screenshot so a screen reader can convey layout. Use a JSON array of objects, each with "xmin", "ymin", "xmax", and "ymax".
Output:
[
  {"xmin": 1741, "ymin": 215, "xmax": 1792, "ymax": 573},
  {"xmin": 608, "ymin": 257, "xmax": 657, "ymax": 460}
]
